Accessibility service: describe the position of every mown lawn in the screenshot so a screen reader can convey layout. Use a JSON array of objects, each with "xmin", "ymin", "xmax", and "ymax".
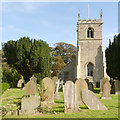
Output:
[{"xmin": 1, "ymin": 88, "xmax": 119, "ymax": 118}]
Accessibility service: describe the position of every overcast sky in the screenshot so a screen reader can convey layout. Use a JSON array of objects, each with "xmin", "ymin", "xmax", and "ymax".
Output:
[{"xmin": 2, "ymin": 2, "xmax": 118, "ymax": 49}]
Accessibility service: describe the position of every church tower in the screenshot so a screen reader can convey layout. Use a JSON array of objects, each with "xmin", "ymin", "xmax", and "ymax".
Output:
[
  {"xmin": 76, "ymin": 9, "xmax": 107, "ymax": 83},
  {"xmin": 58, "ymin": 10, "xmax": 107, "ymax": 84}
]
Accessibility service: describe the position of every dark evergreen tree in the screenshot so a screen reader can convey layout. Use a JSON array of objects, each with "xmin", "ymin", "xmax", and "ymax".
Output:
[
  {"xmin": 106, "ymin": 33, "xmax": 120, "ymax": 80},
  {"xmin": 2, "ymin": 37, "xmax": 52, "ymax": 83}
]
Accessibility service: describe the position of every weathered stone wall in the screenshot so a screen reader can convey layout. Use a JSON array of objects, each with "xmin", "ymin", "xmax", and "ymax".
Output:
[{"xmin": 58, "ymin": 57, "xmax": 76, "ymax": 82}]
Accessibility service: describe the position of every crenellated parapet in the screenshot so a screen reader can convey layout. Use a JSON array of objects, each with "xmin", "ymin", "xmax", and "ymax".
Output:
[
  {"xmin": 78, "ymin": 18, "xmax": 102, "ymax": 24},
  {"xmin": 77, "ymin": 9, "xmax": 103, "ymax": 24}
]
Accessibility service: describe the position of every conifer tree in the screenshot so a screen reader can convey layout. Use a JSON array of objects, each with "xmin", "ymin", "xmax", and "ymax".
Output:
[{"xmin": 2, "ymin": 37, "xmax": 52, "ymax": 83}]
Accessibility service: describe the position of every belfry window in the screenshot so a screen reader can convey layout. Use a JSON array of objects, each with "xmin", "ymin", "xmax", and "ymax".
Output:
[
  {"xmin": 87, "ymin": 28, "xmax": 94, "ymax": 38},
  {"xmin": 87, "ymin": 63, "xmax": 93, "ymax": 76}
]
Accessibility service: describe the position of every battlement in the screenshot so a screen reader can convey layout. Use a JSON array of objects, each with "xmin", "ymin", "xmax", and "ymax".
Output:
[
  {"xmin": 78, "ymin": 18, "xmax": 102, "ymax": 24},
  {"xmin": 77, "ymin": 9, "xmax": 103, "ymax": 24}
]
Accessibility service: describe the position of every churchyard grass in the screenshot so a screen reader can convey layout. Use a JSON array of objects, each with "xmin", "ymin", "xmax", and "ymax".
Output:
[{"xmin": 2, "ymin": 88, "xmax": 119, "ymax": 118}]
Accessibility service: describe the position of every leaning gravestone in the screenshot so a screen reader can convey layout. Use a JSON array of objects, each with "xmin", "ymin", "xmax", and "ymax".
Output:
[
  {"xmin": 100, "ymin": 77, "xmax": 109, "ymax": 94},
  {"xmin": 81, "ymin": 89, "xmax": 108, "ymax": 110},
  {"xmin": 114, "ymin": 80, "xmax": 120, "ymax": 95},
  {"xmin": 52, "ymin": 76, "xmax": 59, "ymax": 93},
  {"xmin": 25, "ymin": 80, "xmax": 37, "ymax": 95},
  {"xmin": 101, "ymin": 81, "xmax": 112, "ymax": 99},
  {"xmin": 21, "ymin": 95, "xmax": 40, "ymax": 115},
  {"xmin": 64, "ymin": 81, "xmax": 80, "ymax": 113},
  {"xmin": 42, "ymin": 77, "xmax": 54, "ymax": 104},
  {"xmin": 75, "ymin": 78, "xmax": 88, "ymax": 105}
]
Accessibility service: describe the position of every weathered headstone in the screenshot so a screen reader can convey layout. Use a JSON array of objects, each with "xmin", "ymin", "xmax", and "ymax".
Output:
[
  {"xmin": 75, "ymin": 78, "xmax": 88, "ymax": 105},
  {"xmin": 59, "ymin": 79, "xmax": 64, "ymax": 89},
  {"xmin": 30, "ymin": 75, "xmax": 37, "ymax": 83},
  {"xmin": 42, "ymin": 77, "xmax": 54, "ymax": 103},
  {"xmin": 25, "ymin": 80, "xmax": 37, "ymax": 95},
  {"xmin": 54, "ymin": 79, "xmax": 61, "ymax": 99},
  {"xmin": 64, "ymin": 81, "xmax": 80, "ymax": 113},
  {"xmin": 110, "ymin": 78, "xmax": 115, "ymax": 94},
  {"xmin": 81, "ymin": 89, "xmax": 108, "ymax": 110},
  {"xmin": 52, "ymin": 76, "xmax": 58, "ymax": 93},
  {"xmin": 88, "ymin": 82, "xmax": 94, "ymax": 91},
  {"xmin": 85, "ymin": 79, "xmax": 94, "ymax": 91},
  {"xmin": 100, "ymin": 77, "xmax": 109, "ymax": 94},
  {"xmin": 101, "ymin": 81, "xmax": 112, "ymax": 99},
  {"xmin": 114, "ymin": 80, "xmax": 120, "ymax": 95},
  {"xmin": 17, "ymin": 79, "xmax": 24, "ymax": 88},
  {"xmin": 21, "ymin": 95, "xmax": 40, "ymax": 115}
]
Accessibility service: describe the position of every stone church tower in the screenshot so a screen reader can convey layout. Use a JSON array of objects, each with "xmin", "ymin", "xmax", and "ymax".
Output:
[{"xmin": 58, "ymin": 9, "xmax": 107, "ymax": 84}]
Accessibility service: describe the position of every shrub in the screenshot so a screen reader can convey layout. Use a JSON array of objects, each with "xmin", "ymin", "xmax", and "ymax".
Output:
[
  {"xmin": 0, "ymin": 82, "xmax": 10, "ymax": 94},
  {"xmin": 3, "ymin": 68, "xmax": 21, "ymax": 88}
]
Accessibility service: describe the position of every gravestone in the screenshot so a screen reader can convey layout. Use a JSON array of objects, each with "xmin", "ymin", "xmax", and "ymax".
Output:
[
  {"xmin": 81, "ymin": 89, "xmax": 108, "ymax": 110},
  {"xmin": 63, "ymin": 85, "xmax": 64, "ymax": 95},
  {"xmin": 25, "ymin": 80, "xmax": 37, "ymax": 95},
  {"xmin": 64, "ymin": 81, "xmax": 80, "ymax": 113},
  {"xmin": 110, "ymin": 78, "xmax": 115, "ymax": 94},
  {"xmin": 101, "ymin": 81, "xmax": 112, "ymax": 99},
  {"xmin": 54, "ymin": 79, "xmax": 61, "ymax": 99},
  {"xmin": 59, "ymin": 80, "xmax": 64, "ymax": 90},
  {"xmin": 114, "ymin": 80, "xmax": 120, "ymax": 95},
  {"xmin": 21, "ymin": 95, "xmax": 40, "ymax": 115},
  {"xmin": 100, "ymin": 77, "xmax": 109, "ymax": 94},
  {"xmin": 75, "ymin": 78, "xmax": 88, "ymax": 105},
  {"xmin": 42, "ymin": 77, "xmax": 54, "ymax": 104},
  {"xmin": 17, "ymin": 79, "xmax": 24, "ymax": 88},
  {"xmin": 85, "ymin": 79, "xmax": 93, "ymax": 91},
  {"xmin": 85, "ymin": 79, "xmax": 94, "ymax": 91},
  {"xmin": 30, "ymin": 75, "xmax": 37, "ymax": 83},
  {"xmin": 52, "ymin": 76, "xmax": 58, "ymax": 93},
  {"xmin": 88, "ymin": 82, "xmax": 94, "ymax": 91}
]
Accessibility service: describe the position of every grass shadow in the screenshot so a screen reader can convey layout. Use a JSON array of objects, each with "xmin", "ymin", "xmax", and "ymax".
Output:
[
  {"xmin": 93, "ymin": 88, "xmax": 100, "ymax": 94},
  {"xmin": 80, "ymin": 106, "xmax": 88, "ymax": 109},
  {"xmin": 55, "ymin": 101, "xmax": 64, "ymax": 104}
]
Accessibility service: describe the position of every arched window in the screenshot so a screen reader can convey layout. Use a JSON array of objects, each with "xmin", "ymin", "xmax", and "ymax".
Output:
[
  {"xmin": 87, "ymin": 63, "xmax": 93, "ymax": 76},
  {"xmin": 87, "ymin": 28, "xmax": 94, "ymax": 38}
]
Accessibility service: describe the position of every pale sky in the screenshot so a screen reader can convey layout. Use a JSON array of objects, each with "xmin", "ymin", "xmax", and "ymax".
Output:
[{"xmin": 2, "ymin": 2, "xmax": 118, "ymax": 49}]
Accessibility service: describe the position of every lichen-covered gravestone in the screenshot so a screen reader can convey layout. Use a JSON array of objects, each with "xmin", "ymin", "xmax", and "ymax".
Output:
[
  {"xmin": 82, "ymin": 89, "xmax": 107, "ymax": 110},
  {"xmin": 75, "ymin": 78, "xmax": 88, "ymax": 105},
  {"xmin": 42, "ymin": 77, "xmax": 54, "ymax": 104},
  {"xmin": 25, "ymin": 80, "xmax": 38, "ymax": 95},
  {"xmin": 52, "ymin": 76, "xmax": 58, "ymax": 93},
  {"xmin": 114, "ymin": 80, "xmax": 120, "ymax": 95},
  {"xmin": 100, "ymin": 77, "xmax": 109, "ymax": 94},
  {"xmin": 21, "ymin": 95, "xmax": 40, "ymax": 115},
  {"xmin": 22, "ymin": 77, "xmax": 40, "ymax": 115},
  {"xmin": 64, "ymin": 81, "xmax": 80, "ymax": 113},
  {"xmin": 101, "ymin": 81, "xmax": 112, "ymax": 99}
]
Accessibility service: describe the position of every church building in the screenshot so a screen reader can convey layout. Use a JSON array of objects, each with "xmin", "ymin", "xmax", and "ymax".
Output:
[{"xmin": 58, "ymin": 9, "xmax": 107, "ymax": 85}]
